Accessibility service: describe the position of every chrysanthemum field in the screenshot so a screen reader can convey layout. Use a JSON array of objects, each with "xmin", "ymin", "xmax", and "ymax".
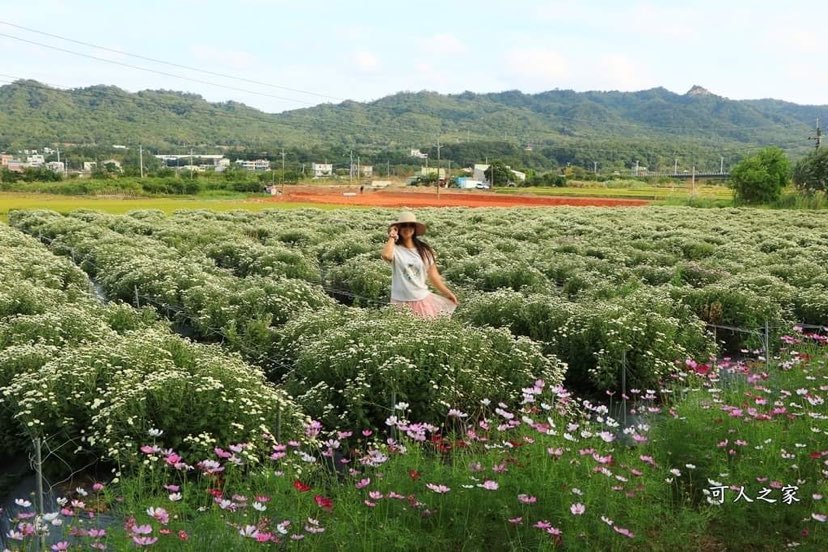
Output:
[{"xmin": 1, "ymin": 206, "xmax": 826, "ymax": 550}]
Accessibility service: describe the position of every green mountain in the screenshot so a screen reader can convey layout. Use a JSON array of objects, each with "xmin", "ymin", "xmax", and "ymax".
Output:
[{"xmin": 0, "ymin": 79, "xmax": 824, "ymax": 171}]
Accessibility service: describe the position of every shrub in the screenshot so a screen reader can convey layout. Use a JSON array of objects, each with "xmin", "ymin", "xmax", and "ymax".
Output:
[
  {"xmin": 284, "ymin": 308, "xmax": 565, "ymax": 429},
  {"xmin": 1, "ymin": 329, "xmax": 306, "ymax": 471}
]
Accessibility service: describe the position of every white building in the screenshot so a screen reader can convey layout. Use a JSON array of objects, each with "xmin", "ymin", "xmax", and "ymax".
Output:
[
  {"xmin": 83, "ymin": 162, "xmax": 97, "ymax": 172},
  {"xmin": 46, "ymin": 161, "xmax": 65, "ymax": 173},
  {"xmin": 410, "ymin": 149, "xmax": 428, "ymax": 159},
  {"xmin": 235, "ymin": 159, "xmax": 271, "ymax": 171},
  {"xmin": 27, "ymin": 154, "xmax": 45, "ymax": 167},
  {"xmin": 350, "ymin": 164, "xmax": 373, "ymax": 178},
  {"xmin": 420, "ymin": 167, "xmax": 446, "ymax": 178},
  {"xmin": 472, "ymin": 163, "xmax": 526, "ymax": 185},
  {"xmin": 312, "ymin": 163, "xmax": 333, "ymax": 178}
]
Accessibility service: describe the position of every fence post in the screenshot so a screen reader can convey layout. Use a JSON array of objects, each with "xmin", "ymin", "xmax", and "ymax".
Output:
[
  {"xmin": 621, "ymin": 350, "xmax": 627, "ymax": 428},
  {"xmin": 275, "ymin": 407, "xmax": 282, "ymax": 444},
  {"xmin": 764, "ymin": 320, "xmax": 770, "ymax": 369},
  {"xmin": 34, "ymin": 437, "xmax": 45, "ymax": 552}
]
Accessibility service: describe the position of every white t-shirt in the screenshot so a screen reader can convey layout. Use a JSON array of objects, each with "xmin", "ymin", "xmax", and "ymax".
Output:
[{"xmin": 390, "ymin": 245, "xmax": 433, "ymax": 301}]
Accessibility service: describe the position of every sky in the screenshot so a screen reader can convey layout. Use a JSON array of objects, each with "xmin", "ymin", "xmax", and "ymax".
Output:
[{"xmin": 0, "ymin": 0, "xmax": 826, "ymax": 114}]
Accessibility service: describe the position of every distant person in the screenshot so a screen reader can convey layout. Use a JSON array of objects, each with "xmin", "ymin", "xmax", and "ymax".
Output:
[
  {"xmin": 381, "ymin": 211, "xmax": 458, "ymax": 319},
  {"xmin": 360, "ymin": 184, "xmax": 364, "ymax": 194}
]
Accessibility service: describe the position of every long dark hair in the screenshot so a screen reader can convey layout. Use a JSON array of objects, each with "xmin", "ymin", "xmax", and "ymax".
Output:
[{"xmin": 411, "ymin": 235, "xmax": 435, "ymax": 265}]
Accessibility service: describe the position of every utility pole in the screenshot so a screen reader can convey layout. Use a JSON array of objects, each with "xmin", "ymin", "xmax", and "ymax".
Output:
[
  {"xmin": 436, "ymin": 139, "xmax": 442, "ymax": 199},
  {"xmin": 691, "ymin": 166, "xmax": 696, "ymax": 197},
  {"xmin": 634, "ymin": 159, "xmax": 639, "ymax": 177},
  {"xmin": 674, "ymin": 158, "xmax": 678, "ymax": 175},
  {"xmin": 720, "ymin": 156, "xmax": 724, "ymax": 174},
  {"xmin": 593, "ymin": 161, "xmax": 598, "ymax": 175},
  {"xmin": 810, "ymin": 118, "xmax": 822, "ymax": 150},
  {"xmin": 280, "ymin": 148, "xmax": 286, "ymax": 194},
  {"xmin": 349, "ymin": 150, "xmax": 353, "ymax": 185},
  {"xmin": 139, "ymin": 145, "xmax": 144, "ymax": 178}
]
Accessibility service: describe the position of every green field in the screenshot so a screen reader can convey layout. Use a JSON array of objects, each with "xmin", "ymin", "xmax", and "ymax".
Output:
[
  {"xmin": 494, "ymin": 182, "xmax": 734, "ymax": 201},
  {"xmin": 0, "ymin": 192, "xmax": 346, "ymax": 223}
]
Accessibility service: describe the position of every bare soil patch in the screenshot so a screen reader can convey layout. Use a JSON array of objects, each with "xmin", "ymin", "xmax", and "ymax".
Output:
[{"xmin": 254, "ymin": 187, "xmax": 650, "ymax": 208}]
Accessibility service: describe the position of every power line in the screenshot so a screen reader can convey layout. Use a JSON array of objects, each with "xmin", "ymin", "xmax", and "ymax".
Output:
[
  {"xmin": 0, "ymin": 20, "xmax": 345, "ymax": 103},
  {"xmin": 0, "ymin": 31, "xmax": 321, "ymax": 108}
]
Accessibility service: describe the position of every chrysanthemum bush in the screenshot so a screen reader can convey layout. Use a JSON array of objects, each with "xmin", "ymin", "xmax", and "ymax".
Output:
[
  {"xmin": 457, "ymin": 288, "xmax": 716, "ymax": 392},
  {"xmin": 2, "ymin": 328, "xmax": 306, "ymax": 471},
  {"xmin": 322, "ymin": 253, "xmax": 391, "ymax": 306},
  {"xmin": 280, "ymin": 308, "xmax": 566, "ymax": 429},
  {"xmin": 4, "ymin": 333, "xmax": 823, "ymax": 551}
]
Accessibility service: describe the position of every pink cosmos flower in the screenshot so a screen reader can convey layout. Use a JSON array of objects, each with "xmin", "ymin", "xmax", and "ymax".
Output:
[
  {"xmin": 131, "ymin": 524, "xmax": 153, "ymax": 535},
  {"xmin": 811, "ymin": 513, "xmax": 826, "ymax": 522},
  {"xmin": 368, "ymin": 491, "xmax": 383, "ymax": 500},
  {"xmin": 613, "ymin": 526, "xmax": 635, "ymax": 538},
  {"xmin": 508, "ymin": 516, "xmax": 523, "ymax": 525},
  {"xmin": 132, "ymin": 536, "xmax": 158, "ymax": 546},
  {"xmin": 355, "ymin": 478, "xmax": 371, "ymax": 489},
  {"xmin": 146, "ymin": 507, "xmax": 169, "ymax": 525},
  {"xmin": 517, "ymin": 494, "xmax": 537, "ymax": 504},
  {"xmin": 548, "ymin": 447, "xmax": 564, "ymax": 458},
  {"xmin": 426, "ymin": 483, "xmax": 451, "ymax": 494},
  {"xmin": 51, "ymin": 542, "xmax": 70, "ymax": 552},
  {"xmin": 534, "ymin": 520, "xmax": 552, "ymax": 530},
  {"xmin": 479, "ymin": 480, "xmax": 499, "ymax": 491},
  {"xmin": 570, "ymin": 503, "xmax": 586, "ymax": 515}
]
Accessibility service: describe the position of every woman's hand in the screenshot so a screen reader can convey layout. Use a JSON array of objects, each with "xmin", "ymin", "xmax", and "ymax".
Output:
[
  {"xmin": 445, "ymin": 291, "xmax": 458, "ymax": 305},
  {"xmin": 388, "ymin": 225, "xmax": 398, "ymax": 241}
]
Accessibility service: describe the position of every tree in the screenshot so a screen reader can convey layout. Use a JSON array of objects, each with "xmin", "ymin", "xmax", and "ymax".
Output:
[
  {"xmin": 728, "ymin": 147, "xmax": 789, "ymax": 204},
  {"xmin": 484, "ymin": 161, "xmax": 513, "ymax": 187},
  {"xmin": 792, "ymin": 148, "xmax": 828, "ymax": 195}
]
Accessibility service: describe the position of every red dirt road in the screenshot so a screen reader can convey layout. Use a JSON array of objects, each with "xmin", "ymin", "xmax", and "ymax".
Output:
[{"xmin": 257, "ymin": 187, "xmax": 649, "ymax": 208}]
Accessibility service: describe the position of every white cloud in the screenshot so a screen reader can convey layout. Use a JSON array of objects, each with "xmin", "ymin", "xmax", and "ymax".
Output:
[
  {"xmin": 532, "ymin": 1, "xmax": 592, "ymax": 23},
  {"xmin": 502, "ymin": 48, "xmax": 569, "ymax": 87},
  {"xmin": 773, "ymin": 27, "xmax": 820, "ymax": 54},
  {"xmin": 190, "ymin": 45, "xmax": 256, "ymax": 69},
  {"xmin": 353, "ymin": 50, "xmax": 380, "ymax": 72},
  {"xmin": 418, "ymin": 34, "xmax": 468, "ymax": 56},
  {"xmin": 596, "ymin": 53, "xmax": 653, "ymax": 91}
]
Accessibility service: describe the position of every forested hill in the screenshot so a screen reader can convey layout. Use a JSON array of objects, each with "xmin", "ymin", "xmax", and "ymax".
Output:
[{"xmin": 1, "ymin": 79, "xmax": 825, "ymax": 170}]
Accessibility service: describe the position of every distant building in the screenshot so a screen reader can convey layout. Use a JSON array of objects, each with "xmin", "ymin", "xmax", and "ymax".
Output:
[
  {"xmin": 6, "ymin": 160, "xmax": 26, "ymax": 172},
  {"xmin": 350, "ymin": 164, "xmax": 373, "ymax": 178},
  {"xmin": 234, "ymin": 159, "xmax": 270, "ymax": 171},
  {"xmin": 420, "ymin": 167, "xmax": 446, "ymax": 178},
  {"xmin": 112, "ymin": 145, "xmax": 127, "ymax": 149},
  {"xmin": 83, "ymin": 162, "xmax": 97, "ymax": 172},
  {"xmin": 312, "ymin": 163, "xmax": 333, "ymax": 178},
  {"xmin": 0, "ymin": 154, "xmax": 13, "ymax": 167},
  {"xmin": 27, "ymin": 154, "xmax": 45, "ymax": 167},
  {"xmin": 46, "ymin": 161, "xmax": 65, "ymax": 173},
  {"xmin": 473, "ymin": 163, "xmax": 526, "ymax": 185},
  {"xmin": 155, "ymin": 154, "xmax": 227, "ymax": 169},
  {"xmin": 410, "ymin": 149, "xmax": 428, "ymax": 159}
]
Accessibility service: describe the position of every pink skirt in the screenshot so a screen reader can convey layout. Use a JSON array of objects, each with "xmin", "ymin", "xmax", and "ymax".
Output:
[{"xmin": 391, "ymin": 293, "xmax": 457, "ymax": 319}]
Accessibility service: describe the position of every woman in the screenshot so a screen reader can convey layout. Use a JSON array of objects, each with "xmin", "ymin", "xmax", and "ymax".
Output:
[{"xmin": 381, "ymin": 211, "xmax": 458, "ymax": 319}]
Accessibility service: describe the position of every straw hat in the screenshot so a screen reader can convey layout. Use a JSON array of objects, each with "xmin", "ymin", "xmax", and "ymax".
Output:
[{"xmin": 389, "ymin": 210, "xmax": 426, "ymax": 236}]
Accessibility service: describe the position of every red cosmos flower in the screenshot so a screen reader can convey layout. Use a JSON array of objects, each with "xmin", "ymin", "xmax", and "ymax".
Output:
[
  {"xmin": 314, "ymin": 495, "xmax": 333, "ymax": 512},
  {"xmin": 408, "ymin": 469, "xmax": 421, "ymax": 481},
  {"xmin": 207, "ymin": 489, "xmax": 223, "ymax": 498},
  {"xmin": 293, "ymin": 480, "xmax": 312, "ymax": 492},
  {"xmin": 694, "ymin": 363, "xmax": 711, "ymax": 376}
]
